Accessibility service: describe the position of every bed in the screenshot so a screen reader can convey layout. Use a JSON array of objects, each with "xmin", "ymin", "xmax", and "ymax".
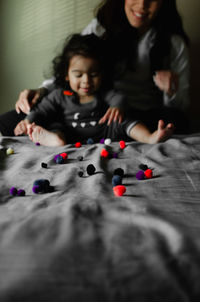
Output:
[{"xmin": 1, "ymin": 134, "xmax": 200, "ymax": 301}]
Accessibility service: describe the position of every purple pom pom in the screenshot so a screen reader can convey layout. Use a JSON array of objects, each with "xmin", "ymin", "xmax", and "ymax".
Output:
[
  {"xmin": 17, "ymin": 189, "xmax": 25, "ymax": 196},
  {"xmin": 9, "ymin": 187, "xmax": 18, "ymax": 196},
  {"xmin": 100, "ymin": 138, "xmax": 105, "ymax": 144},
  {"xmin": 32, "ymin": 185, "xmax": 40, "ymax": 194},
  {"xmin": 136, "ymin": 170, "xmax": 145, "ymax": 180},
  {"xmin": 113, "ymin": 152, "xmax": 118, "ymax": 158},
  {"xmin": 54, "ymin": 154, "xmax": 60, "ymax": 161}
]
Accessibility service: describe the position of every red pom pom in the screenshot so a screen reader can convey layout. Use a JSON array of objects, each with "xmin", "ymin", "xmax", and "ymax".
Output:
[
  {"xmin": 63, "ymin": 90, "xmax": 74, "ymax": 96},
  {"xmin": 75, "ymin": 142, "xmax": 82, "ymax": 148},
  {"xmin": 101, "ymin": 148, "xmax": 109, "ymax": 158},
  {"xmin": 119, "ymin": 140, "xmax": 126, "ymax": 149},
  {"xmin": 144, "ymin": 169, "xmax": 153, "ymax": 179},
  {"xmin": 113, "ymin": 185, "xmax": 126, "ymax": 197},
  {"xmin": 60, "ymin": 152, "xmax": 68, "ymax": 160}
]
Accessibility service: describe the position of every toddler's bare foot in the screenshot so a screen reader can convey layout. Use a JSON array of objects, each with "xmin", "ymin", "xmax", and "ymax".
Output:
[
  {"xmin": 148, "ymin": 120, "xmax": 174, "ymax": 144},
  {"xmin": 28, "ymin": 124, "xmax": 65, "ymax": 146}
]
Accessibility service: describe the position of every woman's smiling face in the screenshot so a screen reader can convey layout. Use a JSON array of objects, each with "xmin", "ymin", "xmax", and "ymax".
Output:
[{"xmin": 124, "ymin": 0, "xmax": 163, "ymax": 33}]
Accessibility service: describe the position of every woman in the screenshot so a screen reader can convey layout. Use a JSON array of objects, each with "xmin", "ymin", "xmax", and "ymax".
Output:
[{"xmin": 0, "ymin": 0, "xmax": 190, "ymax": 136}]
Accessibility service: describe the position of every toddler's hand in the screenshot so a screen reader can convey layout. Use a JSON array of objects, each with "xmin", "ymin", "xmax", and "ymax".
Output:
[
  {"xmin": 153, "ymin": 70, "xmax": 179, "ymax": 97},
  {"xmin": 14, "ymin": 119, "xmax": 30, "ymax": 136},
  {"xmin": 99, "ymin": 107, "xmax": 124, "ymax": 125}
]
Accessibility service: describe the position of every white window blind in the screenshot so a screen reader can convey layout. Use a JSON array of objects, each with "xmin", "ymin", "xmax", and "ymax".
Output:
[{"xmin": 18, "ymin": 0, "xmax": 100, "ymax": 52}]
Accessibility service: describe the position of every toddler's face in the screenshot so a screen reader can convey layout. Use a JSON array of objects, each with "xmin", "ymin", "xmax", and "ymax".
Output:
[
  {"xmin": 124, "ymin": 0, "xmax": 163, "ymax": 33},
  {"xmin": 65, "ymin": 55, "xmax": 102, "ymax": 102}
]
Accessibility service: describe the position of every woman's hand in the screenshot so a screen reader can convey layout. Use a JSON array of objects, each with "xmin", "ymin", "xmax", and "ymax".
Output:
[
  {"xmin": 15, "ymin": 88, "xmax": 47, "ymax": 114},
  {"xmin": 153, "ymin": 70, "xmax": 179, "ymax": 97},
  {"xmin": 99, "ymin": 107, "xmax": 124, "ymax": 125},
  {"xmin": 14, "ymin": 119, "xmax": 30, "ymax": 136}
]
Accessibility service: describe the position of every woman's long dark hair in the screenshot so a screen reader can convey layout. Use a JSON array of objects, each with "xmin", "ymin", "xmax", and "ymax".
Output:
[{"xmin": 95, "ymin": 0, "xmax": 189, "ymax": 72}]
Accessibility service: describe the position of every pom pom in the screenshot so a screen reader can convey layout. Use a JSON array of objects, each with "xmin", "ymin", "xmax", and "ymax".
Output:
[
  {"xmin": 119, "ymin": 140, "xmax": 126, "ymax": 149},
  {"xmin": 86, "ymin": 164, "xmax": 96, "ymax": 175},
  {"xmin": 104, "ymin": 138, "xmax": 111, "ymax": 145},
  {"xmin": 33, "ymin": 179, "xmax": 50, "ymax": 193},
  {"xmin": 136, "ymin": 170, "xmax": 145, "ymax": 180},
  {"xmin": 56, "ymin": 155, "xmax": 64, "ymax": 164},
  {"xmin": 54, "ymin": 154, "xmax": 60, "ymax": 162},
  {"xmin": 139, "ymin": 164, "xmax": 148, "ymax": 171},
  {"xmin": 17, "ymin": 189, "xmax": 25, "ymax": 196},
  {"xmin": 77, "ymin": 155, "xmax": 83, "ymax": 161},
  {"xmin": 87, "ymin": 138, "xmax": 94, "ymax": 144},
  {"xmin": 100, "ymin": 138, "xmax": 105, "ymax": 144},
  {"xmin": 9, "ymin": 187, "xmax": 18, "ymax": 196},
  {"xmin": 63, "ymin": 90, "xmax": 74, "ymax": 96},
  {"xmin": 41, "ymin": 162, "xmax": 47, "ymax": 168},
  {"xmin": 60, "ymin": 152, "xmax": 68, "ymax": 160},
  {"xmin": 75, "ymin": 142, "xmax": 82, "ymax": 148},
  {"xmin": 101, "ymin": 148, "xmax": 109, "ymax": 158},
  {"xmin": 32, "ymin": 185, "xmax": 40, "ymax": 194},
  {"xmin": 112, "ymin": 175, "xmax": 122, "ymax": 187},
  {"xmin": 35, "ymin": 142, "xmax": 40, "ymax": 146},
  {"xmin": 113, "ymin": 185, "xmax": 126, "ymax": 197},
  {"xmin": 6, "ymin": 147, "xmax": 14, "ymax": 155},
  {"xmin": 112, "ymin": 152, "xmax": 118, "ymax": 158},
  {"xmin": 78, "ymin": 171, "xmax": 84, "ymax": 177},
  {"xmin": 113, "ymin": 168, "xmax": 124, "ymax": 178},
  {"xmin": 144, "ymin": 168, "xmax": 153, "ymax": 179}
]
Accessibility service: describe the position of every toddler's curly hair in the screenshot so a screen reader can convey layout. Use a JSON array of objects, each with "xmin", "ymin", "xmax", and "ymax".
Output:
[{"xmin": 52, "ymin": 33, "xmax": 111, "ymax": 90}]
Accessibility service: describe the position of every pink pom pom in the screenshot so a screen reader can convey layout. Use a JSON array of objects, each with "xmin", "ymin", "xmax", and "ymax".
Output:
[{"xmin": 113, "ymin": 185, "xmax": 126, "ymax": 197}]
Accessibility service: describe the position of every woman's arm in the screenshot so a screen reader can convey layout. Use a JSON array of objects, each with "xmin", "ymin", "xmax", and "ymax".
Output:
[
  {"xmin": 81, "ymin": 18, "xmax": 105, "ymax": 37},
  {"xmin": 155, "ymin": 35, "xmax": 190, "ymax": 112}
]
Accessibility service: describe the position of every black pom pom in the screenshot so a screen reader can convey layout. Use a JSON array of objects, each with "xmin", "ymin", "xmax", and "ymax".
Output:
[
  {"xmin": 139, "ymin": 164, "xmax": 148, "ymax": 171},
  {"xmin": 77, "ymin": 155, "xmax": 83, "ymax": 161},
  {"xmin": 41, "ymin": 162, "xmax": 48, "ymax": 168},
  {"xmin": 78, "ymin": 170, "xmax": 84, "ymax": 177},
  {"xmin": 113, "ymin": 168, "xmax": 124, "ymax": 178},
  {"xmin": 86, "ymin": 164, "xmax": 96, "ymax": 175}
]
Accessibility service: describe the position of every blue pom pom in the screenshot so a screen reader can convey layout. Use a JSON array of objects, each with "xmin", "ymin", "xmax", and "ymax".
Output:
[
  {"xmin": 112, "ymin": 175, "xmax": 122, "ymax": 187},
  {"xmin": 87, "ymin": 138, "xmax": 94, "ymax": 144},
  {"xmin": 56, "ymin": 155, "xmax": 64, "ymax": 164},
  {"xmin": 33, "ymin": 179, "xmax": 50, "ymax": 193},
  {"xmin": 33, "ymin": 179, "xmax": 50, "ymax": 187}
]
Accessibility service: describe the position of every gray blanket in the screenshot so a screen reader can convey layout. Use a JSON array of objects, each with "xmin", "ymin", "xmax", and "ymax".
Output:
[{"xmin": 1, "ymin": 135, "xmax": 200, "ymax": 302}]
